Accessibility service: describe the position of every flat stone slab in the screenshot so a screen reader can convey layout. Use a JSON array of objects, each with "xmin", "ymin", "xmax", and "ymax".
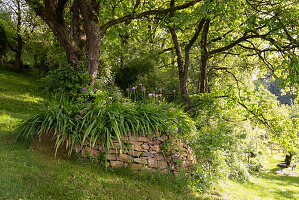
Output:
[{"xmin": 276, "ymin": 169, "xmax": 299, "ymax": 177}]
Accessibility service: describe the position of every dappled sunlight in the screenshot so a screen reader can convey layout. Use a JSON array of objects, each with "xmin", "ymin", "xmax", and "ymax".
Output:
[
  {"xmin": 0, "ymin": 93, "xmax": 44, "ymax": 105},
  {"xmin": 215, "ymin": 171, "xmax": 299, "ymax": 200},
  {"xmin": 0, "ymin": 113, "xmax": 20, "ymax": 132}
]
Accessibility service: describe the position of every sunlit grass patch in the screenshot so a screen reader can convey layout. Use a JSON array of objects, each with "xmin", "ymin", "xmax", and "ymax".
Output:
[{"xmin": 210, "ymin": 150, "xmax": 299, "ymax": 200}]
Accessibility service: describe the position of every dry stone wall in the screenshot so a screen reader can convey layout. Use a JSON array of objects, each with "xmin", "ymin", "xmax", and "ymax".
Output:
[{"xmin": 75, "ymin": 134, "xmax": 196, "ymax": 173}]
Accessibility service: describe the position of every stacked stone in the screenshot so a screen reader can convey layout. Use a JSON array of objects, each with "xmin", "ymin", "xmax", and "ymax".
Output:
[{"xmin": 75, "ymin": 134, "xmax": 196, "ymax": 173}]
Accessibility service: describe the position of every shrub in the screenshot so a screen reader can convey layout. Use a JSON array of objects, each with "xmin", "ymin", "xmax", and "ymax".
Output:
[
  {"xmin": 41, "ymin": 65, "xmax": 91, "ymax": 99},
  {"xmin": 248, "ymin": 158, "xmax": 263, "ymax": 172},
  {"xmin": 227, "ymin": 153, "xmax": 250, "ymax": 181}
]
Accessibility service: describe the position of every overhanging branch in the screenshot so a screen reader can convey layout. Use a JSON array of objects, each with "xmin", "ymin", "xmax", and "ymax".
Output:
[{"xmin": 101, "ymin": 0, "xmax": 202, "ymax": 31}]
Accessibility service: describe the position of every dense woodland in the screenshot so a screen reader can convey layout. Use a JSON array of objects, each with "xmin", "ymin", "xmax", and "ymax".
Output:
[{"xmin": 0, "ymin": 0, "xmax": 298, "ymax": 198}]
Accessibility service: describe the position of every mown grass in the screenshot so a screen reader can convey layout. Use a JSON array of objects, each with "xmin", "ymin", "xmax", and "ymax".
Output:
[
  {"xmin": 207, "ymin": 150, "xmax": 299, "ymax": 200},
  {"xmin": 0, "ymin": 70, "xmax": 198, "ymax": 200}
]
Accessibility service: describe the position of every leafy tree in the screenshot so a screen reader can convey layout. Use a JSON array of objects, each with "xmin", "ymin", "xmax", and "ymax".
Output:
[
  {"xmin": 25, "ymin": 0, "xmax": 202, "ymax": 85},
  {"xmin": 160, "ymin": 0, "xmax": 298, "ymax": 106},
  {"xmin": 0, "ymin": 0, "xmax": 44, "ymax": 69}
]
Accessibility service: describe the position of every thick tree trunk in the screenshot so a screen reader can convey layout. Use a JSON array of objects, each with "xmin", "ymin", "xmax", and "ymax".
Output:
[
  {"xmin": 47, "ymin": 22, "xmax": 81, "ymax": 68},
  {"xmin": 284, "ymin": 153, "xmax": 293, "ymax": 167},
  {"xmin": 78, "ymin": 1, "xmax": 102, "ymax": 86},
  {"xmin": 72, "ymin": 0, "xmax": 86, "ymax": 52},
  {"xmin": 86, "ymin": 26, "xmax": 102, "ymax": 86}
]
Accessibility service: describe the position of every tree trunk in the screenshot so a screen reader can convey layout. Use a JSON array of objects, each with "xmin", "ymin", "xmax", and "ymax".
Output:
[
  {"xmin": 33, "ymin": 54, "xmax": 37, "ymax": 68},
  {"xmin": 169, "ymin": 26, "xmax": 190, "ymax": 107},
  {"xmin": 15, "ymin": 0, "xmax": 23, "ymax": 70},
  {"xmin": 86, "ymin": 26, "xmax": 102, "ymax": 86},
  {"xmin": 78, "ymin": 1, "xmax": 102, "ymax": 86},
  {"xmin": 200, "ymin": 55, "xmax": 208, "ymax": 93},
  {"xmin": 284, "ymin": 153, "xmax": 293, "ymax": 167},
  {"xmin": 15, "ymin": 36, "xmax": 23, "ymax": 70},
  {"xmin": 169, "ymin": 0, "xmax": 191, "ymax": 108},
  {"xmin": 199, "ymin": 20, "xmax": 210, "ymax": 93}
]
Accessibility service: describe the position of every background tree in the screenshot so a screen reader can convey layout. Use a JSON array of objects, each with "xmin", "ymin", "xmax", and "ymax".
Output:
[
  {"xmin": 158, "ymin": 0, "xmax": 298, "ymax": 105},
  {"xmin": 0, "ymin": 25, "xmax": 8, "ymax": 67}
]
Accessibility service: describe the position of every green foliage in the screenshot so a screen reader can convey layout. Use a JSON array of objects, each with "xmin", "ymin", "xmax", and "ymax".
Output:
[
  {"xmin": 227, "ymin": 153, "xmax": 250, "ymax": 181},
  {"xmin": 41, "ymin": 65, "xmax": 91, "ymax": 99},
  {"xmin": 112, "ymin": 48, "xmax": 159, "ymax": 90}
]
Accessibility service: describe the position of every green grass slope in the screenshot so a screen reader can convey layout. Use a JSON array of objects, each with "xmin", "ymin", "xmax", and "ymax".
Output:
[{"xmin": 0, "ymin": 70, "xmax": 198, "ymax": 200}]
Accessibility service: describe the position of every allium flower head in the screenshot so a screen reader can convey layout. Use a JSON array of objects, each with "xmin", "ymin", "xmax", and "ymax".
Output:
[
  {"xmin": 93, "ymin": 88, "xmax": 98, "ymax": 92},
  {"xmin": 172, "ymin": 90, "xmax": 176, "ymax": 93},
  {"xmin": 82, "ymin": 87, "xmax": 87, "ymax": 91},
  {"xmin": 139, "ymin": 83, "xmax": 142, "ymax": 86},
  {"xmin": 132, "ymin": 86, "xmax": 137, "ymax": 90},
  {"xmin": 159, "ymin": 88, "xmax": 162, "ymax": 91},
  {"xmin": 129, "ymin": 89, "xmax": 133, "ymax": 92},
  {"xmin": 142, "ymin": 86, "xmax": 146, "ymax": 91},
  {"xmin": 126, "ymin": 88, "xmax": 129, "ymax": 91},
  {"xmin": 148, "ymin": 93, "xmax": 153, "ymax": 98}
]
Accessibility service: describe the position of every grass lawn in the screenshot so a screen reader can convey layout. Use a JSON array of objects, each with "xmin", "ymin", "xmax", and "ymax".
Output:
[
  {"xmin": 0, "ymin": 70, "xmax": 298, "ymax": 200},
  {"xmin": 207, "ymin": 150, "xmax": 299, "ymax": 200}
]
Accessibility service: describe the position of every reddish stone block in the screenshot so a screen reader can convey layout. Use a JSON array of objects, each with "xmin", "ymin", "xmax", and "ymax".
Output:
[
  {"xmin": 148, "ymin": 158, "xmax": 157, "ymax": 168},
  {"xmin": 134, "ymin": 158, "xmax": 147, "ymax": 165},
  {"xmin": 141, "ymin": 143, "xmax": 150, "ymax": 151},
  {"xmin": 119, "ymin": 154, "xmax": 131, "ymax": 162},
  {"xmin": 158, "ymin": 161, "xmax": 168, "ymax": 169},
  {"xmin": 107, "ymin": 154, "xmax": 117, "ymax": 161},
  {"xmin": 137, "ymin": 137, "xmax": 150, "ymax": 142},
  {"xmin": 110, "ymin": 161, "xmax": 123, "ymax": 167},
  {"xmin": 130, "ymin": 163, "xmax": 144, "ymax": 170},
  {"xmin": 156, "ymin": 154, "xmax": 164, "ymax": 160}
]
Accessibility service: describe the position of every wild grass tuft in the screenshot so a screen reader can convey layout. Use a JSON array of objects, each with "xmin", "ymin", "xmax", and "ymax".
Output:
[{"xmin": 16, "ymin": 98, "xmax": 196, "ymax": 155}]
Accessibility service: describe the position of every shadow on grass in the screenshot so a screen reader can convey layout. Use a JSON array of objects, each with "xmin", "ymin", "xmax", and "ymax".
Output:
[
  {"xmin": 67, "ymin": 156, "xmax": 199, "ymax": 199},
  {"xmin": 241, "ymin": 170, "xmax": 299, "ymax": 200},
  {"xmin": 0, "ymin": 71, "xmax": 39, "ymax": 92},
  {"xmin": 260, "ymin": 171, "xmax": 299, "ymax": 187},
  {"xmin": 0, "ymin": 134, "xmax": 200, "ymax": 200},
  {"xmin": 235, "ymin": 179, "xmax": 298, "ymax": 200}
]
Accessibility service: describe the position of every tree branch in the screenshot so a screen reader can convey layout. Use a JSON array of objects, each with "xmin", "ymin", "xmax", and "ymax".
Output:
[
  {"xmin": 208, "ymin": 29, "xmax": 233, "ymax": 44},
  {"xmin": 185, "ymin": 18, "xmax": 205, "ymax": 52},
  {"xmin": 209, "ymin": 32, "xmax": 270, "ymax": 55},
  {"xmin": 101, "ymin": 0, "xmax": 202, "ymax": 31}
]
